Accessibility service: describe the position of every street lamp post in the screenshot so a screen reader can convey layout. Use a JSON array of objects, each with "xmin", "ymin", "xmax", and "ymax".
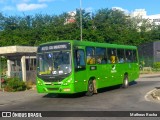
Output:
[{"xmin": 80, "ymin": 0, "xmax": 82, "ymax": 41}]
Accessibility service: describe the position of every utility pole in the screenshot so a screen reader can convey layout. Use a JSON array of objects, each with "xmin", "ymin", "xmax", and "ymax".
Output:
[{"xmin": 80, "ymin": 0, "xmax": 82, "ymax": 41}]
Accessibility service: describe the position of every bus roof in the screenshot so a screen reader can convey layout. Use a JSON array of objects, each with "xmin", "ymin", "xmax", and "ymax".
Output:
[{"xmin": 39, "ymin": 40, "xmax": 137, "ymax": 49}]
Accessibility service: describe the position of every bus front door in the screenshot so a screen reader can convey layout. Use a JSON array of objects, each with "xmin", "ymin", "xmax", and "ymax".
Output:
[{"xmin": 74, "ymin": 49, "xmax": 87, "ymax": 93}]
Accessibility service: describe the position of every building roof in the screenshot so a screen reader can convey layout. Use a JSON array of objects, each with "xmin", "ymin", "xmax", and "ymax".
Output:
[{"xmin": 0, "ymin": 46, "xmax": 37, "ymax": 56}]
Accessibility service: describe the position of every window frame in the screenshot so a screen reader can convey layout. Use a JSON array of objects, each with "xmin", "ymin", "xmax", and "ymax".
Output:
[
  {"xmin": 117, "ymin": 49, "xmax": 125, "ymax": 64},
  {"xmin": 107, "ymin": 48, "xmax": 118, "ymax": 64},
  {"xmin": 74, "ymin": 49, "xmax": 86, "ymax": 71},
  {"xmin": 86, "ymin": 47, "xmax": 96, "ymax": 65},
  {"xmin": 125, "ymin": 49, "xmax": 133, "ymax": 63},
  {"xmin": 95, "ymin": 47, "xmax": 107, "ymax": 64}
]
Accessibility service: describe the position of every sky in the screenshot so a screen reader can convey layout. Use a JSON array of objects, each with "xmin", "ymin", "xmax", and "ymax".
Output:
[{"xmin": 0, "ymin": 0, "xmax": 160, "ymax": 16}]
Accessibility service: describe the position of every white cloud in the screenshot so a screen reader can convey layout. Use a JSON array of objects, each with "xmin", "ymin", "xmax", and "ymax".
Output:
[
  {"xmin": 38, "ymin": 0, "xmax": 55, "ymax": 2},
  {"xmin": 112, "ymin": 7, "xmax": 129, "ymax": 14},
  {"xmin": 17, "ymin": 3, "xmax": 47, "ymax": 11}
]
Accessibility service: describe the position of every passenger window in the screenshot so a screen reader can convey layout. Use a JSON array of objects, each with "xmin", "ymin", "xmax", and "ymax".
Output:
[
  {"xmin": 75, "ymin": 49, "xmax": 85, "ymax": 69},
  {"xmin": 117, "ymin": 49, "xmax": 125, "ymax": 63},
  {"xmin": 108, "ymin": 48, "xmax": 118, "ymax": 64},
  {"xmin": 96, "ymin": 48, "xmax": 107, "ymax": 64},
  {"xmin": 125, "ymin": 50, "xmax": 132, "ymax": 63},
  {"xmin": 86, "ymin": 47, "xmax": 95, "ymax": 65},
  {"xmin": 132, "ymin": 50, "xmax": 137, "ymax": 62}
]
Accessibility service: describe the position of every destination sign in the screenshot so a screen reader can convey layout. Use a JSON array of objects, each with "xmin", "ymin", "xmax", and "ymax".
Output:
[{"xmin": 38, "ymin": 42, "xmax": 71, "ymax": 52}]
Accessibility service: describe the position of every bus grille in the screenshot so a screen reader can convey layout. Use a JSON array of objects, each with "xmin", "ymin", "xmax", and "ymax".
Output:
[{"xmin": 47, "ymin": 88, "xmax": 59, "ymax": 91}]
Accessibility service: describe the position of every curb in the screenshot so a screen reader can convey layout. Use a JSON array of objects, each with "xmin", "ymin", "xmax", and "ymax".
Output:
[
  {"xmin": 140, "ymin": 74, "xmax": 160, "ymax": 78},
  {"xmin": 145, "ymin": 89, "xmax": 160, "ymax": 103},
  {"xmin": 145, "ymin": 89, "xmax": 156, "ymax": 102},
  {"xmin": 151, "ymin": 89, "xmax": 160, "ymax": 101}
]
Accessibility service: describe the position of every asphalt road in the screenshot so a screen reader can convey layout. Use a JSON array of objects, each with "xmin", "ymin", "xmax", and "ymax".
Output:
[{"xmin": 0, "ymin": 75, "xmax": 160, "ymax": 120}]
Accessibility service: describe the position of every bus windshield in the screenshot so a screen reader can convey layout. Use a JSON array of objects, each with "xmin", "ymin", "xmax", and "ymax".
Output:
[{"xmin": 37, "ymin": 51, "xmax": 71, "ymax": 76}]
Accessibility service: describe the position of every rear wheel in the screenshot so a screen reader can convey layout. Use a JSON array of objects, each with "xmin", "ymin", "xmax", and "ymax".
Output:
[
  {"xmin": 86, "ymin": 80, "xmax": 94, "ymax": 96},
  {"xmin": 122, "ymin": 75, "xmax": 129, "ymax": 88}
]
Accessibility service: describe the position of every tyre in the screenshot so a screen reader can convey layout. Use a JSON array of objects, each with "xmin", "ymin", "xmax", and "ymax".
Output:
[
  {"xmin": 122, "ymin": 75, "xmax": 129, "ymax": 88},
  {"xmin": 86, "ymin": 80, "xmax": 94, "ymax": 96}
]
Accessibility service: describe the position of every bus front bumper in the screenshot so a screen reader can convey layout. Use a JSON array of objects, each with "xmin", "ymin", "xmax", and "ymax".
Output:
[{"xmin": 36, "ymin": 83, "xmax": 75, "ymax": 94}]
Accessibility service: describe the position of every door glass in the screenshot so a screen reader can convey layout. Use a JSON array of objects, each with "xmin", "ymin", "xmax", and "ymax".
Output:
[{"xmin": 75, "ymin": 49, "xmax": 86, "ymax": 70}]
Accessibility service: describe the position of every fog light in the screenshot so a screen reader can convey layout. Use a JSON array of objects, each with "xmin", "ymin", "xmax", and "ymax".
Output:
[{"xmin": 63, "ymin": 88, "xmax": 70, "ymax": 92}]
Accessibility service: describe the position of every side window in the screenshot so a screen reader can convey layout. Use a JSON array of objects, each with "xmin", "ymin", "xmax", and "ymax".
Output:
[
  {"xmin": 75, "ymin": 49, "xmax": 85, "ymax": 68},
  {"xmin": 108, "ymin": 48, "xmax": 118, "ymax": 64},
  {"xmin": 125, "ymin": 50, "xmax": 132, "ymax": 63},
  {"xmin": 96, "ymin": 47, "xmax": 107, "ymax": 64},
  {"xmin": 117, "ymin": 49, "xmax": 125, "ymax": 63},
  {"xmin": 133, "ymin": 50, "xmax": 138, "ymax": 62},
  {"xmin": 86, "ymin": 47, "xmax": 95, "ymax": 65}
]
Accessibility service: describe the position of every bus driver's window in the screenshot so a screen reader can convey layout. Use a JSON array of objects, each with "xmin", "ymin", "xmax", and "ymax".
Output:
[
  {"xmin": 125, "ymin": 50, "xmax": 132, "ymax": 62},
  {"xmin": 75, "ymin": 50, "xmax": 85, "ymax": 68}
]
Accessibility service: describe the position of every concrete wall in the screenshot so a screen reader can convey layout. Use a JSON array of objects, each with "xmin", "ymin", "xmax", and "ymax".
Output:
[
  {"xmin": 154, "ymin": 41, "xmax": 160, "ymax": 62},
  {"xmin": 0, "ymin": 46, "xmax": 37, "ymax": 82}
]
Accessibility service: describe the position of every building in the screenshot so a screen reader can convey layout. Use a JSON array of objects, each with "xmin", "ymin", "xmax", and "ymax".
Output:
[
  {"xmin": 131, "ymin": 9, "xmax": 160, "ymax": 25},
  {"xmin": 64, "ymin": 11, "xmax": 76, "ymax": 25},
  {"xmin": 131, "ymin": 9, "xmax": 147, "ymax": 17},
  {"xmin": 138, "ymin": 41, "xmax": 160, "ymax": 67},
  {"xmin": 0, "ymin": 46, "xmax": 37, "ymax": 82}
]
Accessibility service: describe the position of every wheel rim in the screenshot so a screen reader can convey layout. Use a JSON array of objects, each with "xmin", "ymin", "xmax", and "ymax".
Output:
[
  {"xmin": 124, "ymin": 77, "xmax": 128, "ymax": 87},
  {"xmin": 89, "ymin": 82, "xmax": 93, "ymax": 92}
]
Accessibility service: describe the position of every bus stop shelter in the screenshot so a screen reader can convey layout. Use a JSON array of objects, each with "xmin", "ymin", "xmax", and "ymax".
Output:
[{"xmin": 0, "ymin": 46, "xmax": 37, "ymax": 82}]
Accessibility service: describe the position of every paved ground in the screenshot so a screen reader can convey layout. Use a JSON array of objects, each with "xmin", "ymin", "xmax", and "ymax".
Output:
[
  {"xmin": 140, "ymin": 73, "xmax": 160, "ymax": 102},
  {"xmin": 0, "ymin": 74, "xmax": 160, "ymax": 120},
  {"xmin": 0, "ymin": 73, "xmax": 160, "ymax": 106},
  {"xmin": 0, "ymin": 90, "xmax": 44, "ymax": 106}
]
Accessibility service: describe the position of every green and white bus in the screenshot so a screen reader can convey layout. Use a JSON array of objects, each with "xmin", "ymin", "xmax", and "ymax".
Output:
[{"xmin": 36, "ymin": 40, "xmax": 139, "ymax": 96}]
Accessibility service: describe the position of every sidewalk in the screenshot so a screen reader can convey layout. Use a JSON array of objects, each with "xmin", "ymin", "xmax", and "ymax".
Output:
[
  {"xmin": 140, "ymin": 73, "xmax": 160, "ymax": 78},
  {"xmin": 0, "ymin": 90, "xmax": 44, "ymax": 106}
]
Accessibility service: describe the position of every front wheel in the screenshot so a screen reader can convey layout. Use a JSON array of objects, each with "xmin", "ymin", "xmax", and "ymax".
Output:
[
  {"xmin": 122, "ymin": 75, "xmax": 129, "ymax": 88},
  {"xmin": 86, "ymin": 80, "xmax": 94, "ymax": 96}
]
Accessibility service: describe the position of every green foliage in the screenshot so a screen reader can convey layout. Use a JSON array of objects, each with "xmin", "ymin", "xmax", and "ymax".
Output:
[
  {"xmin": 4, "ymin": 77, "xmax": 26, "ymax": 92},
  {"xmin": 0, "ymin": 8, "xmax": 160, "ymax": 47},
  {"xmin": 153, "ymin": 62, "xmax": 160, "ymax": 70},
  {"xmin": 26, "ymin": 80, "xmax": 35, "ymax": 90}
]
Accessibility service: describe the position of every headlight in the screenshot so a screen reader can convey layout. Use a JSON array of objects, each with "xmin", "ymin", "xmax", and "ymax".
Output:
[
  {"xmin": 67, "ymin": 78, "xmax": 72, "ymax": 83},
  {"xmin": 63, "ymin": 78, "xmax": 72, "ymax": 85},
  {"xmin": 63, "ymin": 83, "xmax": 68, "ymax": 86},
  {"xmin": 37, "ymin": 80, "xmax": 43, "ymax": 85}
]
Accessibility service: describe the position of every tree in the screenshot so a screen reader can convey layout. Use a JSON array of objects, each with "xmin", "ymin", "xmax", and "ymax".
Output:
[{"xmin": 0, "ymin": 9, "xmax": 160, "ymax": 47}]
